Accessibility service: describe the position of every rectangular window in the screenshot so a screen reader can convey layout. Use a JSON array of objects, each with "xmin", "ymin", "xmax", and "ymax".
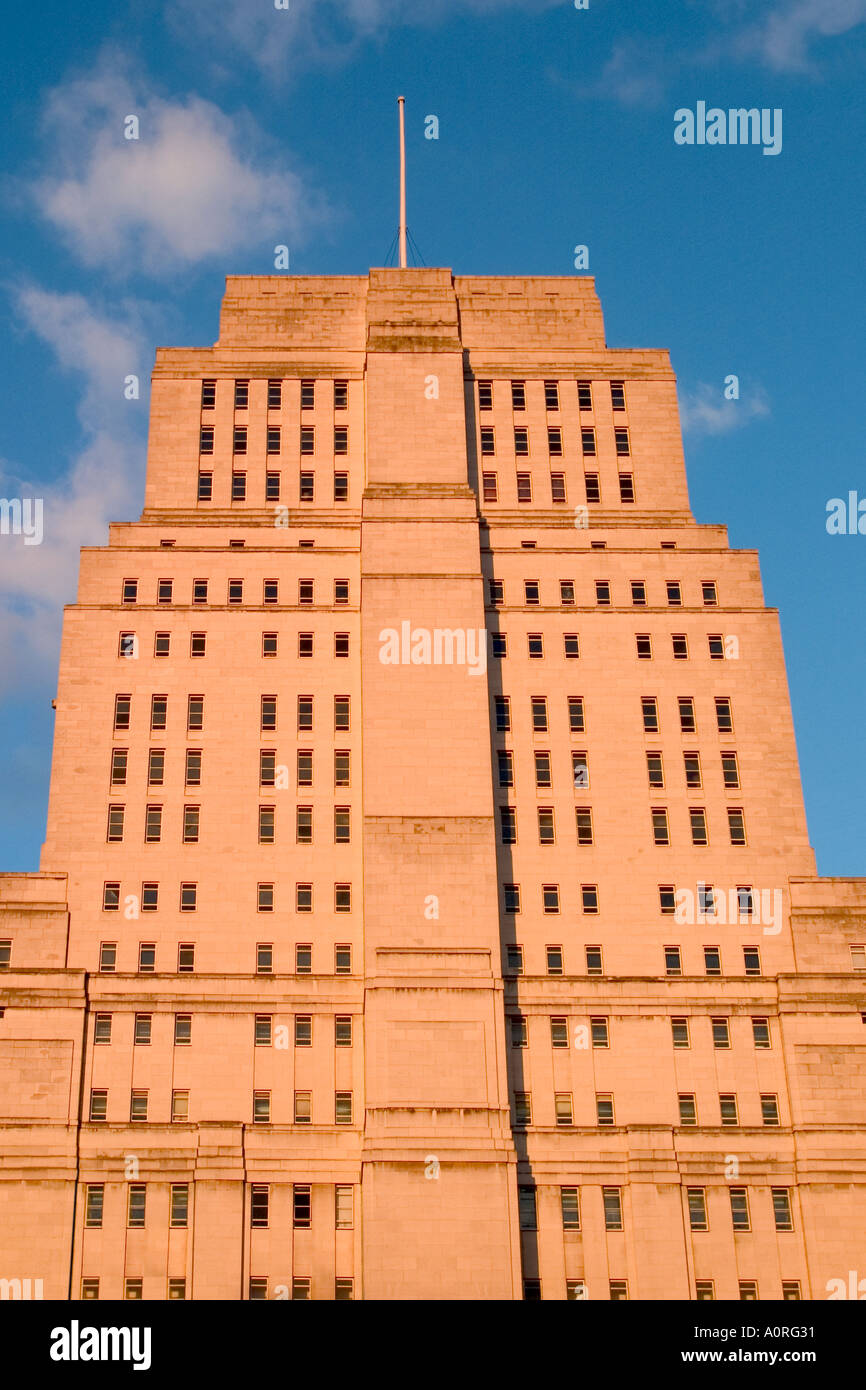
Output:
[
  {"xmin": 296, "ymin": 943, "xmax": 312, "ymax": 973},
  {"xmin": 752, "ymin": 1017, "xmax": 771, "ymax": 1049},
  {"xmin": 568, "ymin": 696, "xmax": 585, "ymax": 732},
  {"xmin": 478, "ymin": 380, "xmax": 493, "ymax": 409},
  {"xmin": 253, "ymin": 1091, "xmax": 271, "ymax": 1124},
  {"xmin": 761, "ymin": 1094, "xmax": 780, "ymax": 1126},
  {"xmin": 518, "ymin": 1186, "xmax": 537, "ymax": 1230},
  {"xmin": 172, "ymin": 1089, "xmax": 189, "ymax": 1121},
  {"xmin": 664, "ymin": 945, "xmax": 682, "ymax": 976},
  {"xmin": 772, "ymin": 1188, "xmax": 793, "ymax": 1231},
  {"xmin": 671, "ymin": 1017, "xmax": 690, "ymax": 1049},
  {"xmin": 610, "ymin": 380, "xmax": 626, "ymax": 411},
  {"xmin": 585, "ymin": 945, "xmax": 603, "ymax": 975},
  {"xmin": 618, "ymin": 473, "xmax": 635, "ymax": 503},
  {"xmin": 547, "ymin": 426, "xmax": 563, "ymax": 456},
  {"xmin": 334, "ymin": 427, "xmax": 348, "ymax": 455},
  {"xmin": 335, "ymin": 1016, "xmax": 353, "ymax": 1047},
  {"xmin": 678, "ymin": 697, "xmax": 696, "ymax": 733},
  {"xmin": 727, "ymin": 807, "xmax": 747, "ymax": 845},
  {"xmin": 177, "ymin": 943, "xmax": 195, "ymax": 973},
  {"xmin": 510, "ymin": 380, "xmax": 524, "ymax": 410},
  {"xmin": 335, "ymin": 1092, "xmax": 353, "ymax": 1124},
  {"xmin": 335, "ymin": 1186, "xmax": 354, "ymax": 1229},
  {"xmin": 730, "ymin": 1189, "xmax": 750, "ymax": 1231},
  {"xmin": 651, "ymin": 808, "xmax": 670, "ymax": 846},
  {"xmin": 187, "ymin": 695, "xmax": 204, "ymax": 732},
  {"xmin": 584, "ymin": 473, "xmax": 600, "ymax": 503},
  {"xmin": 170, "ymin": 1185, "xmax": 189, "ymax": 1228},
  {"xmin": 642, "ymin": 697, "xmax": 659, "ymax": 732},
  {"xmin": 130, "ymin": 1091, "xmax": 148, "ymax": 1123},
  {"xmin": 127, "ymin": 1184, "xmax": 147, "ymax": 1227},
  {"xmin": 581, "ymin": 427, "xmax": 596, "ymax": 457},
  {"xmin": 199, "ymin": 427, "xmax": 214, "ymax": 455},
  {"xmin": 546, "ymin": 945, "xmax": 563, "ymax": 975},
  {"xmin": 678, "ymin": 1094, "xmax": 697, "ymax": 1126},
  {"xmin": 250, "ymin": 1185, "xmax": 269, "ymax": 1228},
  {"xmin": 174, "ymin": 1015, "xmax": 191, "ymax": 1045},
  {"xmin": 299, "ymin": 471, "xmax": 314, "ymax": 500},
  {"xmin": 614, "ymin": 428, "xmax": 630, "ymax": 456},
  {"xmin": 603, "ymin": 1188, "xmax": 623, "ymax": 1231},
  {"xmin": 556, "ymin": 1093, "xmax": 574, "ymax": 1126}
]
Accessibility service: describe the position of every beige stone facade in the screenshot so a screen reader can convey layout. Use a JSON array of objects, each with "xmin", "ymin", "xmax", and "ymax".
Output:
[{"xmin": 1, "ymin": 268, "xmax": 864, "ymax": 1300}]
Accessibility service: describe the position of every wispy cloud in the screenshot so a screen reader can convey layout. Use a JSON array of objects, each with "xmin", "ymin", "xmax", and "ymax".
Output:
[
  {"xmin": 0, "ymin": 288, "xmax": 148, "ymax": 694},
  {"xmin": 679, "ymin": 381, "xmax": 770, "ymax": 438},
  {"xmin": 31, "ymin": 52, "xmax": 327, "ymax": 273},
  {"xmin": 733, "ymin": 0, "xmax": 866, "ymax": 72},
  {"xmin": 165, "ymin": 0, "xmax": 563, "ymax": 77}
]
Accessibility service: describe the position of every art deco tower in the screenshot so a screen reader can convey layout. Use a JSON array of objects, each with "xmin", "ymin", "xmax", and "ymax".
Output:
[{"xmin": 1, "ymin": 268, "xmax": 864, "ymax": 1301}]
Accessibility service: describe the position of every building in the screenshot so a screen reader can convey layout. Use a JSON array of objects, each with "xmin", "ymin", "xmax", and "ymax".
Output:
[{"xmin": 1, "ymin": 267, "xmax": 865, "ymax": 1301}]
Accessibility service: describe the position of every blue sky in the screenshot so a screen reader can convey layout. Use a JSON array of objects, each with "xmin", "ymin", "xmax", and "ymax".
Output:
[{"xmin": 0, "ymin": 0, "xmax": 864, "ymax": 873}]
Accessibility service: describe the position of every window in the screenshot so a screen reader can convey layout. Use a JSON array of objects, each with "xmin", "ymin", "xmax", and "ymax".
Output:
[
  {"xmin": 563, "ymin": 632, "xmax": 580, "ymax": 660},
  {"xmin": 702, "ymin": 581, "xmax": 718, "ymax": 606},
  {"xmin": 664, "ymin": 945, "xmax": 682, "ymax": 976},
  {"xmin": 335, "ymin": 944, "xmax": 352, "ymax": 975},
  {"xmin": 610, "ymin": 380, "xmax": 626, "ymax": 411},
  {"xmin": 721, "ymin": 751, "xmax": 741, "ymax": 790},
  {"xmin": 540, "ymin": 884, "xmax": 559, "ymax": 915},
  {"xmin": 335, "ymin": 696, "xmax": 350, "ymax": 731},
  {"xmin": 294, "ymin": 1091, "xmax": 312, "ymax": 1124},
  {"xmin": 719, "ymin": 1094, "xmax": 739, "ymax": 1127},
  {"xmin": 546, "ymin": 945, "xmax": 563, "ymax": 975},
  {"xmin": 751, "ymin": 1017, "xmax": 771, "ymax": 1049},
  {"xmin": 603, "ymin": 1188, "xmax": 623, "ymax": 1231},
  {"xmin": 618, "ymin": 473, "xmax": 635, "ymax": 503},
  {"xmin": 335, "ymin": 883, "xmax": 351, "ymax": 912},
  {"xmin": 712, "ymin": 1017, "xmax": 731, "ymax": 1049},
  {"xmin": 494, "ymin": 697, "xmax": 511, "ymax": 733},
  {"xmin": 253, "ymin": 1091, "xmax": 271, "ymax": 1124},
  {"xmin": 579, "ymin": 884, "xmax": 598, "ymax": 915},
  {"xmin": 256, "ymin": 1015, "xmax": 273, "ymax": 1046},
  {"xmin": 739, "ymin": 942, "xmax": 761, "ymax": 978},
  {"xmin": 527, "ymin": 632, "xmax": 543, "ymax": 659},
  {"xmin": 93, "ymin": 1013, "xmax": 112, "ymax": 1044},
  {"xmin": 560, "ymin": 1187, "xmax": 580, "ymax": 1230},
  {"xmin": 296, "ymin": 943, "xmax": 312, "ymax": 973},
  {"xmin": 704, "ymin": 945, "xmax": 721, "ymax": 975},
  {"xmin": 127, "ymin": 1184, "xmax": 147, "ymax": 1227},
  {"xmin": 250, "ymin": 1185, "xmax": 269, "ymax": 1228},
  {"xmin": 761, "ymin": 1094, "xmax": 780, "ymax": 1126},
  {"xmin": 556, "ymin": 1093, "xmax": 574, "ymax": 1126},
  {"xmin": 518, "ymin": 1186, "xmax": 537, "ymax": 1230},
  {"xmin": 199, "ymin": 427, "xmax": 214, "ymax": 456},
  {"xmin": 730, "ymin": 1188, "xmax": 750, "ymax": 1231},
  {"xmin": 499, "ymin": 807, "xmax": 516, "ymax": 845},
  {"xmin": 513, "ymin": 428, "xmax": 529, "ymax": 459},
  {"xmin": 299, "ymin": 471, "xmax": 314, "ymax": 499},
  {"xmin": 174, "ymin": 1015, "xmax": 191, "ymax": 1045},
  {"xmin": 177, "ymin": 943, "xmax": 195, "ymax": 973},
  {"xmin": 727, "ymin": 807, "xmax": 747, "ymax": 846},
  {"xmin": 614, "ymin": 428, "xmax": 630, "ymax": 456},
  {"xmin": 596, "ymin": 1094, "xmax": 614, "ymax": 1126},
  {"xmin": 550, "ymin": 472, "xmax": 567, "ymax": 502},
  {"xmin": 641, "ymin": 697, "xmax": 659, "ymax": 733},
  {"xmin": 334, "ymin": 632, "xmax": 349, "ymax": 658},
  {"xmin": 538, "ymin": 807, "xmax": 555, "ymax": 844},
  {"xmin": 580, "ymin": 425, "xmax": 597, "ymax": 457},
  {"xmin": 182, "ymin": 805, "xmax": 199, "ymax": 844},
  {"xmin": 133, "ymin": 1014, "xmax": 152, "ymax": 1046},
  {"xmin": 689, "ymin": 807, "xmax": 708, "ymax": 845},
  {"xmin": 782, "ymin": 1281, "xmax": 801, "ymax": 1301},
  {"xmin": 197, "ymin": 471, "xmax": 213, "ymax": 500},
  {"xmin": 524, "ymin": 579, "xmax": 539, "ymax": 605},
  {"xmin": 509, "ymin": 380, "xmax": 524, "ymax": 410},
  {"xmin": 102, "ymin": 881, "xmax": 120, "ymax": 912},
  {"xmin": 568, "ymin": 696, "xmax": 585, "ymax": 732},
  {"xmin": 715, "ymin": 697, "xmax": 733, "ymax": 733},
  {"xmin": 678, "ymin": 1094, "xmax": 697, "ymax": 1126},
  {"xmin": 130, "ymin": 1091, "xmax": 148, "ymax": 1123},
  {"xmin": 138, "ymin": 943, "xmax": 155, "ymax": 973},
  {"xmin": 671, "ymin": 634, "xmax": 688, "ymax": 660},
  {"xmin": 584, "ymin": 472, "xmax": 600, "ymax": 502},
  {"xmin": 106, "ymin": 806, "xmax": 125, "ymax": 843},
  {"xmin": 548, "ymin": 426, "xmax": 563, "ymax": 456},
  {"xmin": 772, "ymin": 1188, "xmax": 793, "ymax": 1231},
  {"xmin": 478, "ymin": 380, "xmax": 493, "ymax": 410},
  {"xmin": 851, "ymin": 945, "xmax": 866, "ymax": 971},
  {"xmin": 295, "ymin": 804, "xmax": 312, "ymax": 842},
  {"xmin": 150, "ymin": 695, "xmax": 167, "ymax": 731},
  {"xmin": 81, "ymin": 1279, "xmax": 99, "ymax": 1300},
  {"xmin": 480, "ymin": 427, "xmax": 495, "ymax": 456},
  {"xmin": 514, "ymin": 1093, "xmax": 532, "ymax": 1127},
  {"xmin": 671, "ymin": 1017, "xmax": 690, "ymax": 1049},
  {"xmin": 531, "ymin": 696, "xmax": 548, "ymax": 732},
  {"xmin": 585, "ymin": 945, "xmax": 603, "ymax": 975},
  {"xmin": 482, "ymin": 472, "xmax": 498, "ymax": 503},
  {"xmin": 99, "ymin": 939, "xmax": 117, "ymax": 973},
  {"xmin": 335, "ymin": 1185, "xmax": 354, "ymax": 1230},
  {"xmin": 688, "ymin": 1188, "xmax": 708, "ymax": 1231},
  {"xmin": 335, "ymin": 1017, "xmax": 353, "ymax": 1047},
  {"xmin": 636, "ymin": 633, "xmax": 652, "ymax": 660},
  {"xmin": 114, "ymin": 695, "xmax": 131, "ymax": 731},
  {"xmin": 296, "ymin": 882, "xmax": 312, "ymax": 912},
  {"xmin": 695, "ymin": 1281, "xmax": 715, "ymax": 1301},
  {"xmin": 544, "ymin": 380, "xmax": 559, "ymax": 411},
  {"xmin": 591, "ymin": 1016, "xmax": 609, "ymax": 1049},
  {"xmin": 503, "ymin": 884, "xmax": 520, "ymax": 913},
  {"xmin": 510, "ymin": 1016, "xmax": 528, "ymax": 1049},
  {"xmin": 170, "ymin": 1184, "xmax": 189, "ymax": 1228},
  {"xmin": 335, "ymin": 1092, "xmax": 353, "ymax": 1125},
  {"xmin": 575, "ymin": 807, "xmax": 593, "ymax": 846},
  {"xmin": 550, "ymin": 1017, "xmax": 568, "ymax": 1049},
  {"xmin": 187, "ymin": 695, "xmax": 204, "ymax": 731},
  {"xmin": 651, "ymin": 808, "xmax": 669, "ymax": 846}
]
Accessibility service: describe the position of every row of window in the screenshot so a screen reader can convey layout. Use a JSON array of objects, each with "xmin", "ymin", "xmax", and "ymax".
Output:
[
  {"xmin": 491, "ymin": 631, "xmax": 731, "ymax": 661},
  {"xmin": 84, "ymin": 1181, "xmax": 355, "ymax": 1231},
  {"xmin": 113, "ymin": 693, "xmax": 352, "ymax": 732},
  {"xmin": 121, "ymin": 577, "xmax": 350, "ymax": 606},
  {"xmin": 502, "ymin": 880, "xmax": 760, "ymax": 919},
  {"xmin": 510, "ymin": 1091, "xmax": 781, "ymax": 1128},
  {"xmin": 198, "ymin": 470, "xmax": 351, "ymax": 502},
  {"xmin": 498, "ymin": 803, "xmax": 747, "ymax": 848},
  {"xmin": 86, "ymin": 1089, "xmax": 355, "ymax": 1125},
  {"xmin": 479, "ymin": 426, "xmax": 630, "ymax": 459},
  {"xmin": 105, "ymin": 802, "xmax": 359, "ymax": 849},
  {"xmin": 510, "ymin": 1014, "xmax": 772, "ymax": 1049},
  {"xmin": 502, "ymin": 942, "xmax": 766, "ymax": 976},
  {"xmin": 92, "ymin": 941, "xmax": 350, "ymax": 974},
  {"xmin": 109, "ymin": 748, "xmax": 352, "ymax": 789},
  {"xmin": 79, "ymin": 1275, "xmax": 353, "ymax": 1301},
  {"xmin": 495, "ymin": 694, "xmax": 736, "ymax": 736},
  {"xmin": 518, "ymin": 1184, "xmax": 794, "ymax": 1234},
  {"xmin": 203, "ymin": 379, "xmax": 349, "ymax": 411},
  {"xmin": 201, "ymin": 427, "xmax": 351, "ymax": 458},
  {"xmin": 489, "ymin": 579, "xmax": 719, "ymax": 607},
  {"xmin": 92, "ymin": 1012, "xmax": 354, "ymax": 1046},
  {"xmin": 478, "ymin": 379, "xmax": 627, "ymax": 413},
  {"xmin": 119, "ymin": 631, "xmax": 353, "ymax": 660},
  {"xmin": 526, "ymin": 1279, "xmax": 801, "ymax": 1302},
  {"xmin": 482, "ymin": 471, "xmax": 634, "ymax": 505},
  {"xmin": 497, "ymin": 748, "xmax": 740, "ymax": 792}
]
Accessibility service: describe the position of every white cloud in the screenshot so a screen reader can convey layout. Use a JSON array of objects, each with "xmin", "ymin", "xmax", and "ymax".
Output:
[
  {"xmin": 0, "ymin": 289, "xmax": 147, "ymax": 694},
  {"xmin": 33, "ymin": 56, "xmax": 326, "ymax": 272},
  {"xmin": 735, "ymin": 0, "xmax": 866, "ymax": 72},
  {"xmin": 679, "ymin": 382, "xmax": 770, "ymax": 438}
]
